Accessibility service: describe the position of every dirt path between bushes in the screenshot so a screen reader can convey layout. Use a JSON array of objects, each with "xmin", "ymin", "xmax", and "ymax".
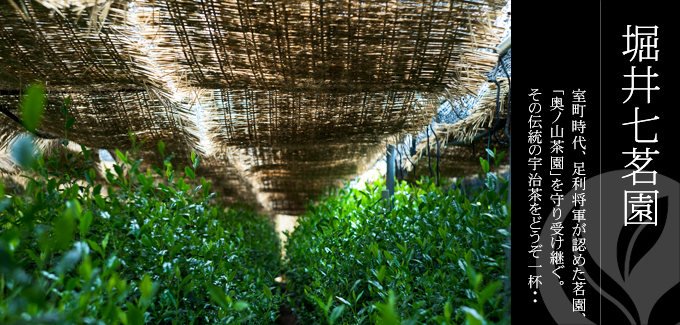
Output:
[{"xmin": 276, "ymin": 302, "xmax": 298, "ymax": 325}]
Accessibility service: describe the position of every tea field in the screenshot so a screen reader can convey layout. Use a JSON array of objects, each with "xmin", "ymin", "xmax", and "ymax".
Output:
[{"xmin": 1, "ymin": 89, "xmax": 511, "ymax": 324}]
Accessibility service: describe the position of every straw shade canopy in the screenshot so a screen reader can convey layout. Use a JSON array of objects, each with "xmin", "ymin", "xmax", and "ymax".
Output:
[{"xmin": 0, "ymin": 0, "xmax": 508, "ymax": 215}]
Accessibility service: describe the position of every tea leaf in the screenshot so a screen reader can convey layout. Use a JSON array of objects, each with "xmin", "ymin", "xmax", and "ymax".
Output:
[
  {"xmin": 158, "ymin": 140, "xmax": 165, "ymax": 157},
  {"xmin": 478, "ymin": 281, "xmax": 501, "ymax": 305},
  {"xmin": 330, "ymin": 305, "xmax": 345, "ymax": 325},
  {"xmin": 79, "ymin": 211, "xmax": 93, "ymax": 237},
  {"xmin": 263, "ymin": 284, "xmax": 273, "ymax": 299},
  {"xmin": 208, "ymin": 285, "xmax": 231, "ymax": 310},
  {"xmin": 185, "ymin": 166, "xmax": 195, "ymax": 180},
  {"xmin": 21, "ymin": 84, "xmax": 46, "ymax": 133},
  {"xmin": 336, "ymin": 296, "xmax": 351, "ymax": 306},
  {"xmin": 234, "ymin": 301, "xmax": 249, "ymax": 311},
  {"xmin": 11, "ymin": 136, "xmax": 37, "ymax": 169},
  {"xmin": 461, "ymin": 306, "xmax": 485, "ymax": 325},
  {"xmin": 65, "ymin": 117, "xmax": 76, "ymax": 132},
  {"xmin": 115, "ymin": 149, "xmax": 128, "ymax": 164},
  {"xmin": 377, "ymin": 265, "xmax": 386, "ymax": 283}
]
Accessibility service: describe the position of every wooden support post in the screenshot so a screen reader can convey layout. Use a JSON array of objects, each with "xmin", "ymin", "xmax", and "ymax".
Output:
[
  {"xmin": 386, "ymin": 144, "xmax": 395, "ymax": 209},
  {"xmin": 410, "ymin": 136, "xmax": 417, "ymax": 156}
]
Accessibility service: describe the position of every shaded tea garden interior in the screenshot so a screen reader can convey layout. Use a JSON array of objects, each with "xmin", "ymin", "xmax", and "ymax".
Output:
[{"xmin": 0, "ymin": 0, "xmax": 511, "ymax": 324}]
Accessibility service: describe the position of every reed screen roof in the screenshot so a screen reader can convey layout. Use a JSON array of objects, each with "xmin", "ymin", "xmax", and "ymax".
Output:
[{"xmin": 0, "ymin": 0, "xmax": 507, "ymax": 215}]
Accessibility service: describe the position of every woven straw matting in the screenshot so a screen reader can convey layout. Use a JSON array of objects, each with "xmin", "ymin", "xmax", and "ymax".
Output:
[{"xmin": 0, "ymin": 0, "xmax": 507, "ymax": 215}]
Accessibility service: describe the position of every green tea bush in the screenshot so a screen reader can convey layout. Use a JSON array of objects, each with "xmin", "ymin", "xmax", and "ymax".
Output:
[
  {"xmin": 285, "ymin": 152, "xmax": 511, "ymax": 325},
  {"xmin": 0, "ymin": 86, "xmax": 282, "ymax": 324}
]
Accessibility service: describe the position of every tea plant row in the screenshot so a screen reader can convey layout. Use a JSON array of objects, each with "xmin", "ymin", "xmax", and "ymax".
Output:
[{"xmin": 1, "ymin": 86, "xmax": 510, "ymax": 324}]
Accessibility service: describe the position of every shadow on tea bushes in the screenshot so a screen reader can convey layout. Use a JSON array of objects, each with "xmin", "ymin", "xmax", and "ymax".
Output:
[
  {"xmin": 284, "ymin": 152, "xmax": 511, "ymax": 325},
  {"xmin": 0, "ymin": 86, "xmax": 282, "ymax": 324}
]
